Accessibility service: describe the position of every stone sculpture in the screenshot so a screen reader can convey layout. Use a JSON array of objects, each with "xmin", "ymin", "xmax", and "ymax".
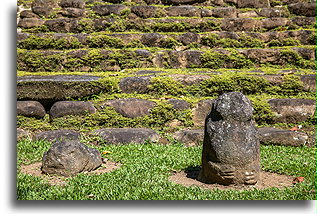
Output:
[{"xmin": 198, "ymin": 92, "xmax": 260, "ymax": 185}]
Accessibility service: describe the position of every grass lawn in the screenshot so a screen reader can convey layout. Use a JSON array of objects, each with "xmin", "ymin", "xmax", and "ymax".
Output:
[{"xmin": 17, "ymin": 139, "xmax": 316, "ymax": 200}]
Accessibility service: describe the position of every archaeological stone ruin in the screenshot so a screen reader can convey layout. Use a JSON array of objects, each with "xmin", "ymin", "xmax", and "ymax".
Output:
[{"xmin": 198, "ymin": 92, "xmax": 260, "ymax": 185}]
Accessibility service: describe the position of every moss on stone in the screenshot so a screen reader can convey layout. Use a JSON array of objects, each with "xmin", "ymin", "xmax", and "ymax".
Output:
[{"xmin": 200, "ymin": 49, "xmax": 254, "ymax": 69}]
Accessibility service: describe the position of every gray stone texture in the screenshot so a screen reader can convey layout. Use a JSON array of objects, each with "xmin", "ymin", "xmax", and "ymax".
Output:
[
  {"xmin": 59, "ymin": 0, "xmax": 85, "ymax": 8},
  {"xmin": 198, "ymin": 92, "xmax": 260, "ymax": 185},
  {"xmin": 91, "ymin": 128, "xmax": 160, "ymax": 144},
  {"xmin": 258, "ymin": 127, "xmax": 311, "ymax": 147},
  {"xmin": 119, "ymin": 76, "xmax": 151, "ymax": 94},
  {"xmin": 165, "ymin": 6, "xmax": 200, "ymax": 17},
  {"xmin": 167, "ymin": 99, "xmax": 190, "ymax": 110},
  {"xmin": 173, "ymin": 129, "xmax": 204, "ymax": 146},
  {"xmin": 17, "ymin": 101, "xmax": 46, "ymax": 118},
  {"xmin": 288, "ymin": 3, "xmax": 316, "ymax": 17},
  {"xmin": 103, "ymin": 98, "xmax": 156, "ymax": 118},
  {"xmin": 92, "ymin": 4, "xmax": 127, "ymax": 16},
  {"xmin": 49, "ymin": 101, "xmax": 96, "ymax": 119},
  {"xmin": 41, "ymin": 140, "xmax": 102, "ymax": 176},
  {"xmin": 268, "ymin": 99, "xmax": 315, "ymax": 123},
  {"xmin": 17, "ymin": 75, "xmax": 103, "ymax": 102},
  {"xmin": 33, "ymin": 130, "xmax": 81, "ymax": 142},
  {"xmin": 237, "ymin": 0, "xmax": 270, "ymax": 8},
  {"xmin": 131, "ymin": 6, "xmax": 158, "ymax": 18},
  {"xmin": 192, "ymin": 99, "xmax": 214, "ymax": 126},
  {"xmin": 211, "ymin": 7, "xmax": 237, "ymax": 18}
]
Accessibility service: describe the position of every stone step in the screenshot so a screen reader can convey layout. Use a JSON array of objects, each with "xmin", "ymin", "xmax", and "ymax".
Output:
[
  {"xmin": 17, "ymin": 94, "xmax": 316, "ymax": 126},
  {"xmin": 17, "ymin": 47, "xmax": 315, "ymax": 72},
  {"xmin": 18, "ymin": 16, "xmax": 315, "ymax": 34},
  {"xmin": 17, "ymin": 29, "xmax": 315, "ymax": 50},
  {"xmin": 18, "ymin": 126, "xmax": 315, "ymax": 147},
  {"xmin": 18, "ymin": 0, "xmax": 316, "ymax": 23},
  {"xmin": 172, "ymin": 126, "xmax": 315, "ymax": 147},
  {"xmin": 17, "ymin": 72, "xmax": 315, "ymax": 108},
  {"xmin": 17, "ymin": 75, "xmax": 116, "ymax": 109}
]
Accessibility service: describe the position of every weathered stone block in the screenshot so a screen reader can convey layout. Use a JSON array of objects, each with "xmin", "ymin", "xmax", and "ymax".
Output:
[
  {"xmin": 288, "ymin": 3, "xmax": 316, "ymax": 17},
  {"xmin": 42, "ymin": 140, "xmax": 102, "ymax": 176},
  {"xmin": 192, "ymin": 99, "xmax": 214, "ymax": 126},
  {"xmin": 49, "ymin": 101, "xmax": 96, "ymax": 119},
  {"xmin": 34, "ymin": 130, "xmax": 81, "ymax": 142},
  {"xmin": 119, "ymin": 76, "xmax": 151, "ymax": 94},
  {"xmin": 131, "ymin": 6, "xmax": 158, "ymax": 18},
  {"xmin": 17, "ymin": 101, "xmax": 46, "ymax": 119},
  {"xmin": 165, "ymin": 6, "xmax": 200, "ymax": 17},
  {"xmin": 91, "ymin": 128, "xmax": 160, "ymax": 144},
  {"xmin": 167, "ymin": 99, "xmax": 190, "ymax": 110},
  {"xmin": 258, "ymin": 127, "xmax": 310, "ymax": 147},
  {"xmin": 173, "ymin": 129, "xmax": 204, "ymax": 146},
  {"xmin": 268, "ymin": 99, "xmax": 315, "ymax": 123},
  {"xmin": 103, "ymin": 98, "xmax": 156, "ymax": 118},
  {"xmin": 212, "ymin": 7, "xmax": 237, "ymax": 18}
]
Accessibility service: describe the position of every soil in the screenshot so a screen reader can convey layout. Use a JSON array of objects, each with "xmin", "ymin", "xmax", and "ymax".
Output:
[
  {"xmin": 169, "ymin": 168, "xmax": 295, "ymax": 191},
  {"xmin": 20, "ymin": 161, "xmax": 121, "ymax": 186}
]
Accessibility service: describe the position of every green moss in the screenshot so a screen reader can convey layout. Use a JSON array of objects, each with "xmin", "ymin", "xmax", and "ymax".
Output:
[
  {"xmin": 201, "ymin": 33, "xmax": 264, "ymax": 48},
  {"xmin": 17, "ymin": 49, "xmax": 64, "ymax": 72},
  {"xmin": 86, "ymin": 35, "xmax": 124, "ymax": 48},
  {"xmin": 249, "ymin": 97, "xmax": 275, "ymax": 125},
  {"xmin": 279, "ymin": 49, "xmax": 315, "ymax": 69},
  {"xmin": 191, "ymin": 74, "xmax": 270, "ymax": 96},
  {"xmin": 152, "ymin": 22, "xmax": 191, "ymax": 32},
  {"xmin": 192, "ymin": 20, "xmax": 221, "ymax": 32},
  {"xmin": 125, "ymin": 40, "xmax": 145, "ymax": 48},
  {"xmin": 37, "ymin": 101, "xmax": 193, "ymax": 131},
  {"xmin": 159, "ymin": 37, "xmax": 181, "ymax": 49},
  {"xmin": 148, "ymin": 76, "xmax": 186, "ymax": 96},
  {"xmin": 17, "ymin": 115, "xmax": 52, "ymax": 132},
  {"xmin": 200, "ymin": 50, "xmax": 254, "ymax": 69},
  {"xmin": 77, "ymin": 18, "xmax": 95, "ymax": 33},
  {"xmin": 21, "ymin": 25, "xmax": 50, "ymax": 33},
  {"xmin": 267, "ymin": 38, "xmax": 301, "ymax": 47}
]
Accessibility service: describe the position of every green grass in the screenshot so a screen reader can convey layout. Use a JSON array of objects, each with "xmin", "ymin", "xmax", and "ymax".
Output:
[{"xmin": 17, "ymin": 139, "xmax": 316, "ymax": 200}]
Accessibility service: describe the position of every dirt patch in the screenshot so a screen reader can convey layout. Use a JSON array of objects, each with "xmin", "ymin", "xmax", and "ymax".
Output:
[
  {"xmin": 20, "ymin": 161, "xmax": 121, "ymax": 186},
  {"xmin": 169, "ymin": 169, "xmax": 294, "ymax": 191}
]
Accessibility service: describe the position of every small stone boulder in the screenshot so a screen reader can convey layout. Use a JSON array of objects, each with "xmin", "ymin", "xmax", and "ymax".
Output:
[
  {"xmin": 33, "ymin": 130, "xmax": 81, "ymax": 142},
  {"xmin": 258, "ymin": 127, "xmax": 310, "ymax": 147},
  {"xmin": 237, "ymin": 0, "xmax": 270, "ymax": 8},
  {"xmin": 268, "ymin": 99, "xmax": 315, "ymax": 123},
  {"xmin": 165, "ymin": 6, "xmax": 200, "ymax": 17},
  {"xmin": 178, "ymin": 32, "xmax": 200, "ymax": 45},
  {"xmin": 92, "ymin": 4, "xmax": 127, "ymax": 16},
  {"xmin": 131, "ymin": 6, "xmax": 158, "ymax": 18},
  {"xmin": 198, "ymin": 92, "xmax": 260, "ymax": 185},
  {"xmin": 211, "ymin": 7, "xmax": 237, "ymax": 18},
  {"xmin": 288, "ymin": 3, "xmax": 316, "ymax": 17},
  {"xmin": 103, "ymin": 98, "xmax": 156, "ymax": 118},
  {"xmin": 119, "ymin": 76, "xmax": 151, "ymax": 94},
  {"xmin": 192, "ymin": 99, "xmax": 214, "ymax": 126},
  {"xmin": 49, "ymin": 101, "xmax": 96, "ymax": 119},
  {"xmin": 41, "ymin": 140, "xmax": 102, "ymax": 177},
  {"xmin": 167, "ymin": 99, "xmax": 190, "ymax": 110},
  {"xmin": 59, "ymin": 0, "xmax": 85, "ymax": 8},
  {"xmin": 18, "ymin": 18, "xmax": 45, "ymax": 28},
  {"xmin": 91, "ymin": 128, "xmax": 160, "ymax": 144},
  {"xmin": 17, "ymin": 101, "xmax": 46, "ymax": 118},
  {"xmin": 173, "ymin": 129, "xmax": 204, "ymax": 146}
]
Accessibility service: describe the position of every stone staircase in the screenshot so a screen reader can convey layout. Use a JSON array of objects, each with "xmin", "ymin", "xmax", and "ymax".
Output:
[{"xmin": 17, "ymin": 0, "xmax": 316, "ymax": 147}]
